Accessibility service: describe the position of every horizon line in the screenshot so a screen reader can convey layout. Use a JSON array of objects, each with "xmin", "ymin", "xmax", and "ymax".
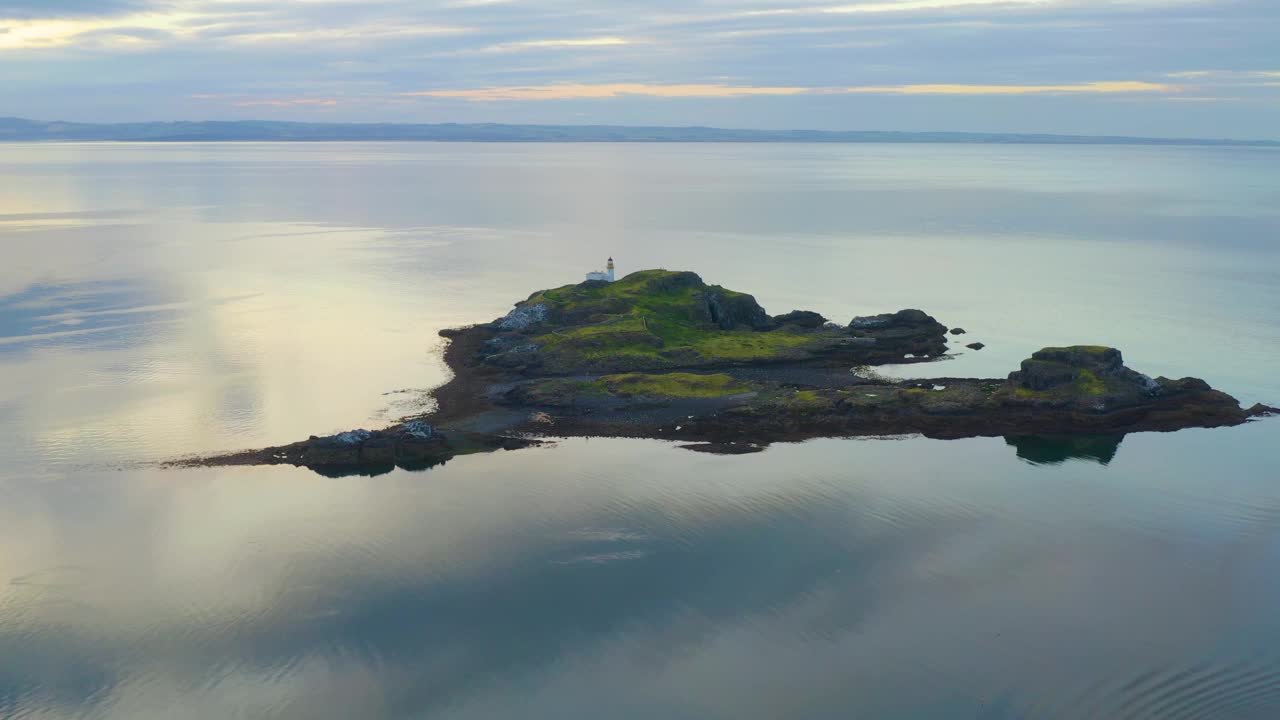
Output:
[{"xmin": 1, "ymin": 117, "xmax": 1277, "ymax": 147}]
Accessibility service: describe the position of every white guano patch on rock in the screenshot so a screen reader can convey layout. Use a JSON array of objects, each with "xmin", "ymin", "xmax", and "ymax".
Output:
[{"xmin": 498, "ymin": 303, "xmax": 548, "ymax": 331}]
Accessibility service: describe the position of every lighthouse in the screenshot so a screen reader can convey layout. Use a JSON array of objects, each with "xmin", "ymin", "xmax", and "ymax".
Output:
[{"xmin": 585, "ymin": 257, "xmax": 617, "ymax": 283}]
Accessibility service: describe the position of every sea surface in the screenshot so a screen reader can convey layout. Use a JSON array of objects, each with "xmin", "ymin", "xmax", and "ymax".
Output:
[{"xmin": 1, "ymin": 142, "xmax": 1278, "ymax": 719}]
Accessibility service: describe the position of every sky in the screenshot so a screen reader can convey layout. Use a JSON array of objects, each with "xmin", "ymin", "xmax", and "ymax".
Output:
[{"xmin": 0, "ymin": 0, "xmax": 1277, "ymax": 138}]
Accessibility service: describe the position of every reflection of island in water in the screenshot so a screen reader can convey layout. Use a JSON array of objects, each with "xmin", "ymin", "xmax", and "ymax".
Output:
[{"xmin": 1005, "ymin": 434, "xmax": 1124, "ymax": 466}]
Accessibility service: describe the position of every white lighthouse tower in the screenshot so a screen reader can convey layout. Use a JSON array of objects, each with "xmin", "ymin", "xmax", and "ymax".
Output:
[{"xmin": 585, "ymin": 257, "xmax": 617, "ymax": 282}]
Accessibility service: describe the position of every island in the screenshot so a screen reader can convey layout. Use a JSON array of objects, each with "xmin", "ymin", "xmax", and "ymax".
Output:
[{"xmin": 189, "ymin": 269, "xmax": 1275, "ymax": 474}]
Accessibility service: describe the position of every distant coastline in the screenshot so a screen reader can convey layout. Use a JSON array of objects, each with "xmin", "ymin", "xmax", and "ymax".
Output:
[{"xmin": 2, "ymin": 117, "xmax": 1277, "ymax": 147}]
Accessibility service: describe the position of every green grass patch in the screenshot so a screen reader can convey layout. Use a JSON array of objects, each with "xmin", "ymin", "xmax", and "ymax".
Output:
[
  {"xmin": 777, "ymin": 388, "xmax": 834, "ymax": 414},
  {"xmin": 595, "ymin": 372, "xmax": 751, "ymax": 398},
  {"xmin": 534, "ymin": 316, "xmax": 664, "ymax": 361},
  {"xmin": 690, "ymin": 330, "xmax": 813, "ymax": 359},
  {"xmin": 519, "ymin": 378, "xmax": 606, "ymax": 405},
  {"xmin": 1075, "ymin": 369, "xmax": 1107, "ymax": 396}
]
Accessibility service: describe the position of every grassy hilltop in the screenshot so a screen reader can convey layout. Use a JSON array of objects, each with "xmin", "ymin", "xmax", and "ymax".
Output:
[
  {"xmin": 524, "ymin": 270, "xmax": 816, "ymax": 371},
  {"xmin": 477, "ymin": 269, "xmax": 948, "ymax": 375}
]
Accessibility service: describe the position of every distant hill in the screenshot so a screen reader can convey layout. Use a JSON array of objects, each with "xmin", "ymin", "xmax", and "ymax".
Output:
[{"xmin": 1, "ymin": 117, "xmax": 1276, "ymax": 146}]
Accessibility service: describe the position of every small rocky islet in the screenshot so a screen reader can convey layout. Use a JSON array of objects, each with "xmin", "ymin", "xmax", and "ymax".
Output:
[{"xmin": 191, "ymin": 269, "xmax": 1275, "ymax": 474}]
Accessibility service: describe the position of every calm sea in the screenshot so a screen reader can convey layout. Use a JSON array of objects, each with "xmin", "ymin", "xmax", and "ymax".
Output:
[{"xmin": 1, "ymin": 142, "xmax": 1278, "ymax": 719}]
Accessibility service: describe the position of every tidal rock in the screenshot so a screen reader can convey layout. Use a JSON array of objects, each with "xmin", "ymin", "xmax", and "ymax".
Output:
[
  {"xmin": 1004, "ymin": 346, "xmax": 1220, "ymax": 415},
  {"xmin": 1155, "ymin": 376, "xmax": 1211, "ymax": 394},
  {"xmin": 1011, "ymin": 347, "xmax": 1124, "ymax": 392},
  {"xmin": 312, "ymin": 429, "xmax": 372, "ymax": 447},
  {"xmin": 678, "ymin": 442, "xmax": 766, "ymax": 455},
  {"xmin": 848, "ymin": 309, "xmax": 949, "ymax": 358},
  {"xmin": 967, "ymin": 342, "xmax": 985, "ymax": 350},
  {"xmin": 301, "ymin": 430, "xmax": 372, "ymax": 465},
  {"xmin": 397, "ymin": 437, "xmax": 443, "ymax": 462},
  {"xmin": 402, "ymin": 420, "xmax": 434, "ymax": 439},
  {"xmin": 302, "ymin": 445, "xmax": 361, "ymax": 466},
  {"xmin": 771, "ymin": 310, "xmax": 828, "ymax": 329},
  {"xmin": 950, "ymin": 328, "xmax": 967, "ymax": 335},
  {"xmin": 359, "ymin": 437, "xmax": 398, "ymax": 464},
  {"xmin": 293, "ymin": 425, "xmax": 452, "ymax": 468}
]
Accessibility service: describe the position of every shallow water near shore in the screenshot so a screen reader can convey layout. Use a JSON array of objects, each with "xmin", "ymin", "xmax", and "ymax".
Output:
[{"xmin": 1, "ymin": 142, "xmax": 1279, "ymax": 718}]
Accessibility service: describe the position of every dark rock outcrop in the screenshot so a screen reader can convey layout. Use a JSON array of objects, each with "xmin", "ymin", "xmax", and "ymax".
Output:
[
  {"xmin": 950, "ymin": 328, "xmax": 967, "ymax": 335},
  {"xmin": 1011, "ymin": 346, "xmax": 1126, "ymax": 392},
  {"xmin": 848, "ymin": 309, "xmax": 949, "ymax": 358},
  {"xmin": 701, "ymin": 290, "xmax": 771, "ymax": 330},
  {"xmin": 1000, "ymin": 347, "xmax": 1244, "ymax": 424},
  {"xmin": 1029, "ymin": 346, "xmax": 1124, "ymax": 373},
  {"xmin": 295, "ymin": 424, "xmax": 449, "ymax": 469},
  {"xmin": 967, "ymin": 342, "xmax": 985, "ymax": 350},
  {"xmin": 771, "ymin": 310, "xmax": 828, "ymax": 329}
]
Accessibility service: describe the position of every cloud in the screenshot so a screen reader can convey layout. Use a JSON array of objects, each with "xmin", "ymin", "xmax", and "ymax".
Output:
[
  {"xmin": 0, "ymin": 4, "xmax": 470, "ymax": 51},
  {"xmin": 0, "ymin": 0, "xmax": 147, "ymax": 19},
  {"xmin": 1160, "ymin": 96, "xmax": 1245, "ymax": 103},
  {"xmin": 0, "ymin": 11, "xmax": 203, "ymax": 49},
  {"xmin": 404, "ymin": 79, "xmax": 1177, "ymax": 101},
  {"xmin": 477, "ymin": 36, "xmax": 637, "ymax": 53},
  {"xmin": 404, "ymin": 82, "xmax": 814, "ymax": 99},
  {"xmin": 225, "ymin": 24, "xmax": 471, "ymax": 45},
  {"xmin": 839, "ymin": 80, "xmax": 1177, "ymax": 94},
  {"xmin": 737, "ymin": 0, "xmax": 1060, "ymax": 18},
  {"xmin": 1167, "ymin": 69, "xmax": 1280, "ymax": 80},
  {"xmin": 404, "ymin": 82, "xmax": 816, "ymax": 101},
  {"xmin": 232, "ymin": 98, "xmax": 340, "ymax": 108}
]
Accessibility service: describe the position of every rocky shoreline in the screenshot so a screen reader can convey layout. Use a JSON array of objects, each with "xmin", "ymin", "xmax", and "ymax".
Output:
[{"xmin": 182, "ymin": 270, "xmax": 1275, "ymax": 474}]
